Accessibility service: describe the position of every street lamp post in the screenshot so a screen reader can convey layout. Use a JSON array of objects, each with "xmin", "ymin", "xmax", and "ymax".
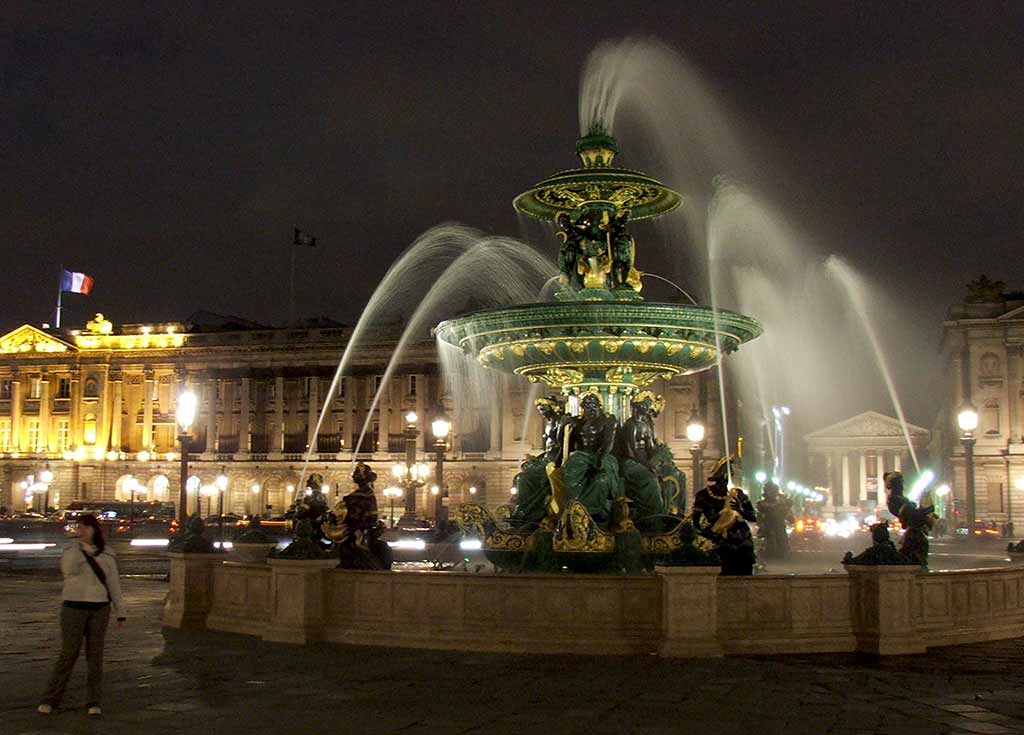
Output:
[
  {"xmin": 383, "ymin": 486, "xmax": 402, "ymax": 528},
  {"xmin": 686, "ymin": 409, "xmax": 706, "ymax": 501},
  {"xmin": 39, "ymin": 465, "xmax": 54, "ymax": 515},
  {"xmin": 958, "ymin": 405, "xmax": 979, "ymax": 532},
  {"xmin": 401, "ymin": 412, "xmax": 419, "ymax": 524},
  {"xmin": 176, "ymin": 389, "xmax": 198, "ymax": 523},
  {"xmin": 431, "ymin": 405, "xmax": 451, "ymax": 527},
  {"xmin": 216, "ymin": 473, "xmax": 229, "ymax": 546}
]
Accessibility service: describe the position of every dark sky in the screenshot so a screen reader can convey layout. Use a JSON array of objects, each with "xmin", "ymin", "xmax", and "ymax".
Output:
[{"xmin": 3, "ymin": 3, "xmax": 1023, "ymax": 394}]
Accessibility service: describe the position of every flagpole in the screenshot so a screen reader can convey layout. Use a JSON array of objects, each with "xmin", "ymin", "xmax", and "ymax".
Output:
[
  {"xmin": 55, "ymin": 265, "xmax": 63, "ymax": 329},
  {"xmin": 288, "ymin": 238, "xmax": 296, "ymax": 326}
]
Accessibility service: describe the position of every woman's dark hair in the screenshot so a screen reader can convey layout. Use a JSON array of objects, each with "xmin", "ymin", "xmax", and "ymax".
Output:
[{"xmin": 78, "ymin": 513, "xmax": 106, "ymax": 554}]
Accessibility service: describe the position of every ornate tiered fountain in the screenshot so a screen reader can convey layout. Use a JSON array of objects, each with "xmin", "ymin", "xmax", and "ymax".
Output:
[{"xmin": 436, "ymin": 127, "xmax": 761, "ymax": 572}]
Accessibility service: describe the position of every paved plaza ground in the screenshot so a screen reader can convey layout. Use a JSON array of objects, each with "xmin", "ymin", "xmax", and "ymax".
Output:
[{"xmin": 3, "ymin": 573, "xmax": 1024, "ymax": 735}]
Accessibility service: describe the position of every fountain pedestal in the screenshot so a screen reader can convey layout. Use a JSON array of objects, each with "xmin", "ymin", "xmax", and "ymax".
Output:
[
  {"xmin": 163, "ymin": 552, "xmax": 217, "ymax": 630},
  {"xmin": 656, "ymin": 566, "xmax": 723, "ymax": 658},
  {"xmin": 264, "ymin": 558, "xmax": 337, "ymax": 645},
  {"xmin": 844, "ymin": 565, "xmax": 926, "ymax": 655}
]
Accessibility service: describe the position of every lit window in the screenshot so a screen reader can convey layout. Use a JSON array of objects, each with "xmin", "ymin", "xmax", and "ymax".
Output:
[
  {"xmin": 83, "ymin": 414, "xmax": 97, "ymax": 445},
  {"xmin": 57, "ymin": 378, "xmax": 71, "ymax": 399},
  {"xmin": 29, "ymin": 378, "xmax": 41, "ymax": 399},
  {"xmin": 27, "ymin": 420, "xmax": 41, "ymax": 452},
  {"xmin": 408, "ymin": 375, "xmax": 417, "ymax": 397},
  {"xmin": 56, "ymin": 420, "xmax": 70, "ymax": 451},
  {"xmin": 0, "ymin": 380, "xmax": 10, "ymax": 400},
  {"xmin": 0, "ymin": 419, "xmax": 10, "ymax": 450}
]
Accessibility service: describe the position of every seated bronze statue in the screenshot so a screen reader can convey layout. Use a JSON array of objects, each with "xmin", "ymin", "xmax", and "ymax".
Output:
[
  {"xmin": 511, "ymin": 395, "xmax": 569, "ymax": 526},
  {"xmin": 325, "ymin": 463, "xmax": 392, "ymax": 570},
  {"xmin": 692, "ymin": 456, "xmax": 757, "ymax": 575},
  {"xmin": 554, "ymin": 392, "xmax": 621, "ymax": 523},
  {"xmin": 614, "ymin": 391, "xmax": 667, "ymax": 520},
  {"xmin": 284, "ymin": 472, "xmax": 330, "ymax": 547}
]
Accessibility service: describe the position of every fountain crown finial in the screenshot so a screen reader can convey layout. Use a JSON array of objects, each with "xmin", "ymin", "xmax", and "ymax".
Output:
[{"xmin": 576, "ymin": 123, "xmax": 618, "ymax": 168}]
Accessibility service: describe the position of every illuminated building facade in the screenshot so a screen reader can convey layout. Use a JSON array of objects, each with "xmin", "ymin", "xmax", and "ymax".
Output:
[
  {"xmin": 0, "ymin": 312, "xmax": 725, "ymax": 520},
  {"xmin": 940, "ymin": 279, "xmax": 1024, "ymax": 526}
]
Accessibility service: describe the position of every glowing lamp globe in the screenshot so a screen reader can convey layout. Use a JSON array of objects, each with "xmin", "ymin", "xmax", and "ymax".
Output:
[
  {"xmin": 176, "ymin": 390, "xmax": 198, "ymax": 432},
  {"xmin": 957, "ymin": 406, "xmax": 978, "ymax": 433}
]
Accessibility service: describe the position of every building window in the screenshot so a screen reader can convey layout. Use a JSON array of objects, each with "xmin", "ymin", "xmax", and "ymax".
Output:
[
  {"xmin": 57, "ymin": 378, "xmax": 71, "ymax": 399},
  {"xmin": 29, "ymin": 378, "xmax": 41, "ymax": 399},
  {"xmin": 1, "ymin": 380, "xmax": 13, "ymax": 400},
  {"xmin": 0, "ymin": 419, "xmax": 10, "ymax": 450},
  {"xmin": 337, "ymin": 378, "xmax": 346, "ymax": 400},
  {"xmin": 27, "ymin": 420, "xmax": 41, "ymax": 452},
  {"xmin": 304, "ymin": 377, "xmax": 313, "ymax": 399},
  {"xmin": 83, "ymin": 414, "xmax": 97, "ymax": 445},
  {"xmin": 268, "ymin": 381, "xmax": 277, "ymax": 401},
  {"xmin": 56, "ymin": 420, "xmax": 70, "ymax": 451},
  {"xmin": 408, "ymin": 375, "xmax": 417, "ymax": 397},
  {"xmin": 987, "ymin": 481, "xmax": 1005, "ymax": 513},
  {"xmin": 983, "ymin": 401, "xmax": 1001, "ymax": 436},
  {"xmin": 371, "ymin": 376, "xmax": 383, "ymax": 397}
]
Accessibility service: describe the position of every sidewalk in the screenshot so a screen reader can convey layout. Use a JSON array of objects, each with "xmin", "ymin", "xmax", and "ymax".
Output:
[{"xmin": 2, "ymin": 575, "xmax": 1024, "ymax": 734}]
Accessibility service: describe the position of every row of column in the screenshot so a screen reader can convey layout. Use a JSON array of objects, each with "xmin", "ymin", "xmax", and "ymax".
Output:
[{"xmin": 829, "ymin": 449, "xmax": 907, "ymax": 508}]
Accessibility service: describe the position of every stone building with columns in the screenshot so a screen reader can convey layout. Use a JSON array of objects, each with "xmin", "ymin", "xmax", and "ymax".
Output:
[
  {"xmin": 0, "ymin": 312, "xmax": 726, "ymax": 521},
  {"xmin": 939, "ymin": 278, "xmax": 1024, "ymax": 527},
  {"xmin": 804, "ymin": 411, "xmax": 930, "ymax": 515}
]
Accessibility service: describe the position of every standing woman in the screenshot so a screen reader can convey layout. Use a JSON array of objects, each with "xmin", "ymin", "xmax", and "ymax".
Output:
[{"xmin": 39, "ymin": 513, "xmax": 126, "ymax": 716}]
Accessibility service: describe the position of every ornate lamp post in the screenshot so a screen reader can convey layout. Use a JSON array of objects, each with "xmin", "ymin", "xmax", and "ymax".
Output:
[
  {"xmin": 39, "ymin": 465, "xmax": 54, "ymax": 515},
  {"xmin": 686, "ymin": 409, "xmax": 706, "ymax": 499},
  {"xmin": 431, "ymin": 405, "xmax": 451, "ymax": 526},
  {"xmin": 391, "ymin": 457, "xmax": 431, "ymax": 529},
  {"xmin": 383, "ymin": 486, "xmax": 403, "ymax": 528},
  {"xmin": 250, "ymin": 483, "xmax": 262, "ymax": 517},
  {"xmin": 175, "ymin": 389, "xmax": 198, "ymax": 523},
  {"xmin": 957, "ymin": 404, "xmax": 979, "ymax": 533},
  {"xmin": 215, "ymin": 472, "xmax": 229, "ymax": 546}
]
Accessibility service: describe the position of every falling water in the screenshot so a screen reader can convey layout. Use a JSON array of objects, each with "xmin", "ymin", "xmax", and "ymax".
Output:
[
  {"xmin": 352, "ymin": 236, "xmax": 556, "ymax": 462},
  {"xmin": 299, "ymin": 224, "xmax": 553, "ymax": 486},
  {"xmin": 825, "ymin": 255, "xmax": 921, "ymax": 472}
]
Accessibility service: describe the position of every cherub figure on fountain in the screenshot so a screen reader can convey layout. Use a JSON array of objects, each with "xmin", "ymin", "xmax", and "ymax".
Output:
[
  {"xmin": 692, "ymin": 456, "xmax": 757, "ymax": 575},
  {"xmin": 885, "ymin": 471, "xmax": 935, "ymax": 568},
  {"xmin": 756, "ymin": 480, "xmax": 794, "ymax": 561},
  {"xmin": 285, "ymin": 472, "xmax": 330, "ymax": 547},
  {"xmin": 326, "ymin": 463, "xmax": 392, "ymax": 570},
  {"xmin": 615, "ymin": 391, "xmax": 666, "ymax": 521},
  {"xmin": 554, "ymin": 392, "xmax": 621, "ymax": 523},
  {"xmin": 511, "ymin": 395, "xmax": 569, "ymax": 526}
]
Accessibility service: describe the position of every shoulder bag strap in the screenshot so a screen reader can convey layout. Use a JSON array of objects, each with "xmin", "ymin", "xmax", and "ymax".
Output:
[{"xmin": 81, "ymin": 550, "xmax": 112, "ymax": 603}]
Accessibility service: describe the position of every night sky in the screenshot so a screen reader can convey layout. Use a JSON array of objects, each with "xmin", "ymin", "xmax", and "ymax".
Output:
[{"xmin": 3, "ymin": 2, "xmax": 1023, "ymax": 426}]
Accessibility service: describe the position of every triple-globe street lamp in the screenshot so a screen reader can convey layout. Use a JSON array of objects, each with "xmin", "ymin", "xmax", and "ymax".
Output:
[{"xmin": 430, "ymin": 406, "xmax": 452, "ymax": 527}]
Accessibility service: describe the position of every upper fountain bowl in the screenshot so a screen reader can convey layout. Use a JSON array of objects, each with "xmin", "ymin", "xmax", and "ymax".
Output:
[{"xmin": 513, "ymin": 130, "xmax": 682, "ymax": 222}]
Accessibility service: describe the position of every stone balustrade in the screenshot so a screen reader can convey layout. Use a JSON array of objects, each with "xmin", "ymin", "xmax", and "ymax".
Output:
[{"xmin": 163, "ymin": 559, "xmax": 1024, "ymax": 657}]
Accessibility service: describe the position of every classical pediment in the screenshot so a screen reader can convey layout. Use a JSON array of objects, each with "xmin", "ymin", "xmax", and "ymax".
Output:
[
  {"xmin": 805, "ymin": 411, "xmax": 929, "ymax": 441},
  {"xmin": 0, "ymin": 325, "xmax": 76, "ymax": 354}
]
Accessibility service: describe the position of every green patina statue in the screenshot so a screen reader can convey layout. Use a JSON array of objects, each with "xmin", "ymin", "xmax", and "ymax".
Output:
[
  {"xmin": 615, "ymin": 391, "xmax": 667, "ymax": 520},
  {"xmin": 555, "ymin": 203, "xmax": 641, "ymax": 294},
  {"xmin": 511, "ymin": 396, "xmax": 568, "ymax": 526},
  {"xmin": 554, "ymin": 393, "xmax": 621, "ymax": 523}
]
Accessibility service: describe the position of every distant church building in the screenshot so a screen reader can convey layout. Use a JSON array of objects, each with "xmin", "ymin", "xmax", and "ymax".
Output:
[{"xmin": 805, "ymin": 411, "xmax": 929, "ymax": 514}]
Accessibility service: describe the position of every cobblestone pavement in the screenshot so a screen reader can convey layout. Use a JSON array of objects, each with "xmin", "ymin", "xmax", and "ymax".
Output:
[{"xmin": 3, "ymin": 575, "xmax": 1024, "ymax": 735}]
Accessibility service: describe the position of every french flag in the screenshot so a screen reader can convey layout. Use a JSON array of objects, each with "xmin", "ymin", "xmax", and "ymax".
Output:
[{"xmin": 60, "ymin": 270, "xmax": 94, "ymax": 295}]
